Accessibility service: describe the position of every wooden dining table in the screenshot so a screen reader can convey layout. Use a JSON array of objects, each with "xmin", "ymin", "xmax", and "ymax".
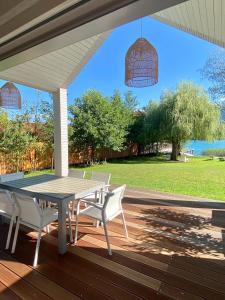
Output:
[{"xmin": 0, "ymin": 174, "xmax": 105, "ymax": 254}]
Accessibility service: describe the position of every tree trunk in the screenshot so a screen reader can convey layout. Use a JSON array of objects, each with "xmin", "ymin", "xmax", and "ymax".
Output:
[{"xmin": 171, "ymin": 141, "xmax": 180, "ymax": 161}]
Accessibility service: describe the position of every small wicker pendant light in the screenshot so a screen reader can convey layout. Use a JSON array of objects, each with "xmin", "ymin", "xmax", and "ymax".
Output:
[
  {"xmin": 0, "ymin": 82, "xmax": 21, "ymax": 109},
  {"xmin": 125, "ymin": 38, "xmax": 158, "ymax": 88}
]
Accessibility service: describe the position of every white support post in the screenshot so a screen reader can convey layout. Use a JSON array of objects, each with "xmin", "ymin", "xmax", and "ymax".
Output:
[{"xmin": 53, "ymin": 88, "xmax": 68, "ymax": 177}]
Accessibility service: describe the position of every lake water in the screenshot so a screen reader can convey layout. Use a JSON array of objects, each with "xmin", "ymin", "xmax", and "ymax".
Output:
[{"xmin": 185, "ymin": 140, "xmax": 225, "ymax": 156}]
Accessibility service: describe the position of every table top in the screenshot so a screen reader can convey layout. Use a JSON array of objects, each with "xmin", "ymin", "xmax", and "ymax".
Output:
[{"xmin": 0, "ymin": 174, "xmax": 105, "ymax": 202}]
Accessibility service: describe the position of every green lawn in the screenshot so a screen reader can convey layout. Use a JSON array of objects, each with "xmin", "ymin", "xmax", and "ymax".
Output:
[{"xmin": 27, "ymin": 156, "xmax": 225, "ymax": 201}]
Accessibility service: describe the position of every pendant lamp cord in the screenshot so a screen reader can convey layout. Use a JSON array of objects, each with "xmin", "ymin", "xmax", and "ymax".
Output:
[{"xmin": 140, "ymin": 18, "xmax": 143, "ymax": 38}]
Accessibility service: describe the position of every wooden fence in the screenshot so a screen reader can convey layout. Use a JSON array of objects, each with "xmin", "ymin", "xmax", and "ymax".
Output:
[{"xmin": 0, "ymin": 144, "xmax": 139, "ymax": 174}]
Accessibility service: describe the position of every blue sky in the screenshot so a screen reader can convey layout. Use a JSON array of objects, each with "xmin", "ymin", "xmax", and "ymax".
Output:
[{"xmin": 0, "ymin": 16, "xmax": 220, "ymax": 112}]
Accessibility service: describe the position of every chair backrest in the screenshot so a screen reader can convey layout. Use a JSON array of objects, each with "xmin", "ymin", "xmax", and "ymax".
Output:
[
  {"xmin": 14, "ymin": 193, "xmax": 42, "ymax": 228},
  {"xmin": 0, "ymin": 172, "xmax": 24, "ymax": 183},
  {"xmin": 0, "ymin": 188, "xmax": 18, "ymax": 216},
  {"xmin": 91, "ymin": 172, "xmax": 111, "ymax": 185},
  {"xmin": 69, "ymin": 170, "xmax": 85, "ymax": 179},
  {"xmin": 104, "ymin": 185, "xmax": 126, "ymax": 220}
]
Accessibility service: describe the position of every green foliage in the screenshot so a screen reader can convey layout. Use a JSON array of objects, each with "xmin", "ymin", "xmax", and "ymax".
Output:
[
  {"xmin": 69, "ymin": 89, "xmax": 134, "ymax": 162},
  {"xmin": 0, "ymin": 113, "xmax": 34, "ymax": 171},
  {"xmin": 143, "ymin": 82, "xmax": 223, "ymax": 160},
  {"xmin": 202, "ymin": 148, "xmax": 225, "ymax": 157},
  {"xmin": 161, "ymin": 82, "xmax": 220, "ymax": 139},
  {"xmin": 36, "ymin": 100, "xmax": 54, "ymax": 150},
  {"xmin": 200, "ymin": 49, "xmax": 225, "ymax": 101},
  {"xmin": 29, "ymin": 98, "xmax": 55, "ymax": 170},
  {"xmin": 124, "ymin": 90, "xmax": 138, "ymax": 111},
  {"xmin": 0, "ymin": 109, "xmax": 9, "ymax": 129},
  {"xmin": 127, "ymin": 113, "xmax": 145, "ymax": 146},
  {"xmin": 144, "ymin": 101, "xmax": 163, "ymax": 146}
]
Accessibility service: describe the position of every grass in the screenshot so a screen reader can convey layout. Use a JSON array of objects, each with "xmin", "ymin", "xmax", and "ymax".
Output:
[{"xmin": 27, "ymin": 156, "xmax": 225, "ymax": 201}]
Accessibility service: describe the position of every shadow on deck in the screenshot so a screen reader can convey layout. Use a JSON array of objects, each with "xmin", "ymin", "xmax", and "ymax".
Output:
[{"xmin": 0, "ymin": 188, "xmax": 225, "ymax": 300}]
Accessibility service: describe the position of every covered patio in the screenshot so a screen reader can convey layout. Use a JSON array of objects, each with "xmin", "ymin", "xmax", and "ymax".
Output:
[
  {"xmin": 0, "ymin": 0, "xmax": 225, "ymax": 299},
  {"xmin": 0, "ymin": 187, "xmax": 225, "ymax": 299}
]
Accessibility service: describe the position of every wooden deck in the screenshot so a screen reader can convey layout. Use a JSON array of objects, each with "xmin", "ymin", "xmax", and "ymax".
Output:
[{"xmin": 0, "ymin": 187, "xmax": 225, "ymax": 300}]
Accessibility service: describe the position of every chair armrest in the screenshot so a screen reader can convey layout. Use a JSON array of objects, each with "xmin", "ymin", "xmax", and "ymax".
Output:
[{"xmin": 78, "ymin": 199, "xmax": 103, "ymax": 210}]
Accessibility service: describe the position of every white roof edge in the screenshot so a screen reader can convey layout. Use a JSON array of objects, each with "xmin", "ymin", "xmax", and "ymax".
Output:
[{"xmin": 152, "ymin": 15, "xmax": 225, "ymax": 48}]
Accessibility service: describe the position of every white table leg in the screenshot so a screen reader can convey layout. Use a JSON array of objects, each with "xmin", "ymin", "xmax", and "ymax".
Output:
[{"xmin": 58, "ymin": 200, "xmax": 67, "ymax": 254}]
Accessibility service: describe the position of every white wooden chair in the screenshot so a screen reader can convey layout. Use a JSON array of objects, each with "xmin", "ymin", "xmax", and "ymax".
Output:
[
  {"xmin": 0, "ymin": 189, "xmax": 19, "ymax": 250},
  {"xmin": 74, "ymin": 185, "xmax": 128, "ymax": 255},
  {"xmin": 12, "ymin": 193, "xmax": 58, "ymax": 267},
  {"xmin": 83, "ymin": 172, "xmax": 111, "ymax": 203},
  {"xmin": 69, "ymin": 170, "xmax": 86, "ymax": 217},
  {"xmin": 69, "ymin": 170, "xmax": 85, "ymax": 179},
  {"xmin": 0, "ymin": 172, "xmax": 24, "ymax": 182}
]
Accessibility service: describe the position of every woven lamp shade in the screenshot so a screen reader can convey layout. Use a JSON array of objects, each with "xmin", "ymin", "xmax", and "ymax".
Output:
[
  {"xmin": 0, "ymin": 82, "xmax": 21, "ymax": 109},
  {"xmin": 125, "ymin": 38, "xmax": 158, "ymax": 88}
]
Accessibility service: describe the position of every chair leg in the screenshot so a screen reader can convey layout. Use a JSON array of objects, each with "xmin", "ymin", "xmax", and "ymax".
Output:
[
  {"xmin": 46, "ymin": 225, "xmax": 50, "ymax": 234},
  {"xmin": 103, "ymin": 220, "xmax": 112, "ymax": 255},
  {"xmin": 121, "ymin": 211, "xmax": 128, "ymax": 238},
  {"xmin": 67, "ymin": 203, "xmax": 73, "ymax": 243},
  {"xmin": 11, "ymin": 220, "xmax": 20, "ymax": 254},
  {"xmin": 74, "ymin": 214, "xmax": 79, "ymax": 244},
  {"xmin": 5, "ymin": 216, "xmax": 14, "ymax": 250},
  {"xmin": 33, "ymin": 229, "xmax": 42, "ymax": 267},
  {"xmin": 72, "ymin": 202, "xmax": 76, "ymax": 218}
]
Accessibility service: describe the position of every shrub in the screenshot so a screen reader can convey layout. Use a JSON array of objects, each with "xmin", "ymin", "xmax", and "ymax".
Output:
[{"xmin": 202, "ymin": 148, "xmax": 225, "ymax": 157}]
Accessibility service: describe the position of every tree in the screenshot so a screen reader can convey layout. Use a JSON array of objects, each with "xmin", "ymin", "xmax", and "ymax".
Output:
[
  {"xmin": 124, "ymin": 90, "xmax": 138, "ymax": 111},
  {"xmin": 32, "ymin": 99, "xmax": 55, "ymax": 169},
  {"xmin": 127, "ymin": 112, "xmax": 145, "ymax": 153},
  {"xmin": 0, "ymin": 113, "xmax": 34, "ymax": 171},
  {"xmin": 200, "ymin": 49, "xmax": 225, "ymax": 101},
  {"xmin": 144, "ymin": 101, "xmax": 164, "ymax": 153},
  {"xmin": 159, "ymin": 82, "xmax": 222, "ymax": 160},
  {"xmin": 69, "ymin": 89, "xmax": 134, "ymax": 163}
]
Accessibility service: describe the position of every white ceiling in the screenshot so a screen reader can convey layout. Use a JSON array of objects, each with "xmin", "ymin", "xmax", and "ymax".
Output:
[
  {"xmin": 0, "ymin": 32, "xmax": 109, "ymax": 92},
  {"xmin": 2, "ymin": 0, "xmax": 224, "ymax": 93},
  {"xmin": 152, "ymin": 0, "xmax": 225, "ymax": 48}
]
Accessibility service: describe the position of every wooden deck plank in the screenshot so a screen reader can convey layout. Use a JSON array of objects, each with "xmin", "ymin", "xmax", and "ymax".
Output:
[
  {"xmin": 0, "ymin": 263, "xmax": 51, "ymax": 300},
  {"xmin": 74, "ymin": 229, "xmax": 225, "ymax": 299},
  {"xmin": 0, "ymin": 281, "xmax": 21, "ymax": 300},
  {"xmin": 83, "ymin": 223, "xmax": 225, "ymax": 283},
  {"xmin": 10, "ymin": 234, "xmax": 148, "ymax": 300},
  {"xmin": 0, "ymin": 187, "xmax": 225, "ymax": 300},
  {"xmin": 0, "ymin": 251, "xmax": 81, "ymax": 300}
]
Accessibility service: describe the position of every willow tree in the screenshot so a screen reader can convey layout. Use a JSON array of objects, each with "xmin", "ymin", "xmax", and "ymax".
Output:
[{"xmin": 159, "ymin": 82, "xmax": 222, "ymax": 160}]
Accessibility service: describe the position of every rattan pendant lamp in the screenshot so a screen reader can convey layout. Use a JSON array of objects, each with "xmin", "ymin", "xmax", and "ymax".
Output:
[
  {"xmin": 0, "ymin": 82, "xmax": 21, "ymax": 109},
  {"xmin": 125, "ymin": 19, "xmax": 158, "ymax": 88}
]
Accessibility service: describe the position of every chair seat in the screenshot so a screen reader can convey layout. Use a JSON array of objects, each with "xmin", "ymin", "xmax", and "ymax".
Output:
[
  {"xmin": 42, "ymin": 208, "xmax": 58, "ymax": 227},
  {"xmin": 80, "ymin": 205, "xmax": 103, "ymax": 221},
  {"xmin": 0, "ymin": 209, "xmax": 19, "ymax": 217}
]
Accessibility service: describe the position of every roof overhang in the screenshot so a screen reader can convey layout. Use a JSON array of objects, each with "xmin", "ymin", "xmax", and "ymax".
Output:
[
  {"xmin": 0, "ymin": 0, "xmax": 186, "ymax": 92},
  {"xmin": 152, "ymin": 0, "xmax": 225, "ymax": 48}
]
